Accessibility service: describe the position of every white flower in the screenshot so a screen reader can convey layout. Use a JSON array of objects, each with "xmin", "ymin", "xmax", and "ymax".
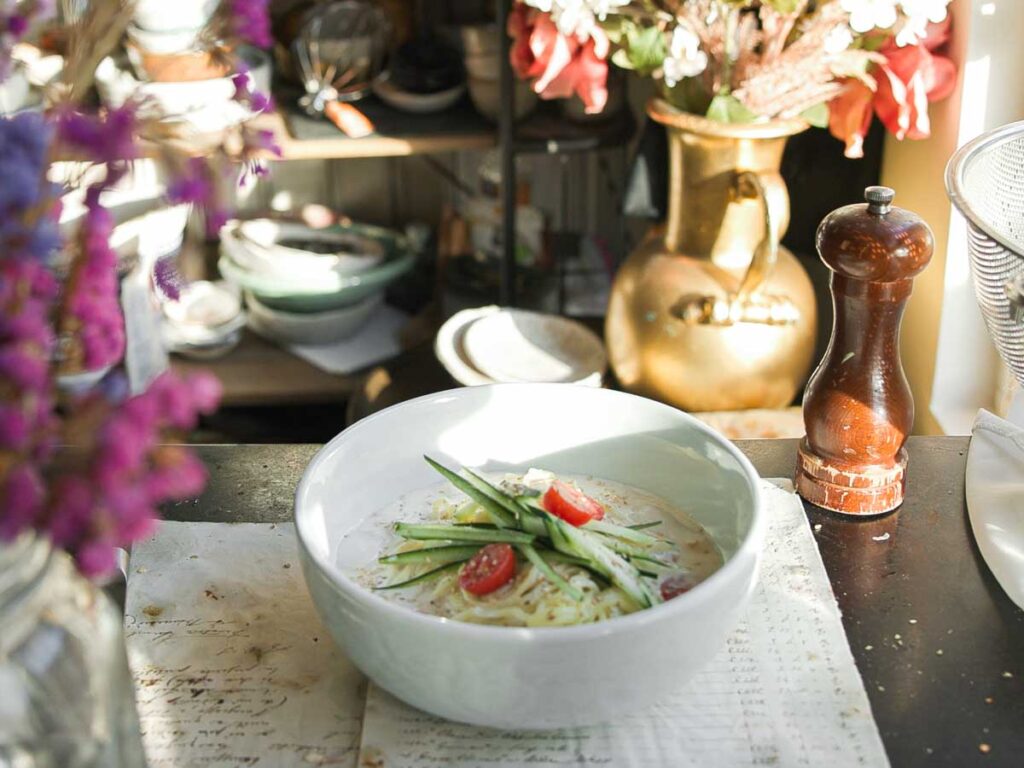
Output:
[
  {"xmin": 522, "ymin": 0, "xmax": 630, "ymax": 40},
  {"xmin": 840, "ymin": 0, "xmax": 899, "ymax": 34},
  {"xmin": 824, "ymin": 24, "xmax": 855, "ymax": 54},
  {"xmin": 895, "ymin": 0, "xmax": 950, "ymax": 46},
  {"xmin": 662, "ymin": 26, "xmax": 707, "ymax": 87},
  {"xmin": 900, "ymin": 0, "xmax": 950, "ymax": 23}
]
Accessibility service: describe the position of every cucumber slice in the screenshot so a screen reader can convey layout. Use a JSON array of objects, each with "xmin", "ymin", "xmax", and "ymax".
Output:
[
  {"xmin": 462, "ymin": 468, "xmax": 525, "ymax": 521},
  {"xmin": 627, "ymin": 521, "xmax": 663, "ymax": 531},
  {"xmin": 424, "ymin": 457, "xmax": 518, "ymax": 528},
  {"xmin": 515, "ymin": 497, "xmax": 552, "ymax": 537},
  {"xmin": 394, "ymin": 522, "xmax": 535, "ymax": 545},
  {"xmin": 537, "ymin": 548, "xmax": 611, "ymax": 587},
  {"xmin": 584, "ymin": 519, "xmax": 669, "ymax": 548},
  {"xmin": 375, "ymin": 559, "xmax": 466, "ymax": 590},
  {"xmin": 549, "ymin": 516, "xmax": 661, "ymax": 608},
  {"xmin": 518, "ymin": 544, "xmax": 583, "ymax": 602},
  {"xmin": 378, "ymin": 544, "xmax": 481, "ymax": 566},
  {"xmin": 628, "ymin": 553, "xmax": 674, "ymax": 575}
]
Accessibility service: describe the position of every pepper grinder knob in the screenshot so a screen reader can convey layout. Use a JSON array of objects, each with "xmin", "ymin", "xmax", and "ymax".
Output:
[{"xmin": 795, "ymin": 186, "xmax": 934, "ymax": 515}]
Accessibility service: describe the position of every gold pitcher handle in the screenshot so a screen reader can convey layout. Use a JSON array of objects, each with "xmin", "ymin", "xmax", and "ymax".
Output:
[
  {"xmin": 671, "ymin": 170, "xmax": 798, "ymax": 326},
  {"xmin": 733, "ymin": 170, "xmax": 784, "ymax": 303}
]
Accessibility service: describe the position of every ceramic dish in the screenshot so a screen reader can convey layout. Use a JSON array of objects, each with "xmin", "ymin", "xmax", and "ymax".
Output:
[
  {"xmin": 246, "ymin": 291, "xmax": 382, "ymax": 346},
  {"xmin": 372, "ymin": 75, "xmax": 466, "ymax": 114},
  {"xmin": 95, "ymin": 47, "xmax": 270, "ymax": 128},
  {"xmin": 164, "ymin": 328, "xmax": 242, "ymax": 360},
  {"xmin": 126, "ymin": 42, "xmax": 231, "ymax": 82},
  {"xmin": 12, "ymin": 43, "xmax": 64, "ymax": 88},
  {"xmin": 161, "ymin": 280, "xmax": 246, "ymax": 346},
  {"xmin": 294, "ymin": 384, "xmax": 764, "ymax": 729},
  {"xmin": 436, "ymin": 306, "xmax": 604, "ymax": 387},
  {"xmin": 462, "ymin": 307, "xmax": 606, "ymax": 384},
  {"xmin": 132, "ymin": 0, "xmax": 219, "ymax": 32},
  {"xmin": 0, "ymin": 65, "xmax": 30, "ymax": 114},
  {"xmin": 434, "ymin": 305, "xmax": 499, "ymax": 386},
  {"xmin": 56, "ymin": 200, "xmax": 189, "ymax": 277},
  {"xmin": 56, "ymin": 365, "xmax": 114, "ymax": 396},
  {"xmin": 218, "ymin": 223, "xmax": 416, "ymax": 313},
  {"xmin": 230, "ymin": 218, "xmax": 386, "ymax": 276}
]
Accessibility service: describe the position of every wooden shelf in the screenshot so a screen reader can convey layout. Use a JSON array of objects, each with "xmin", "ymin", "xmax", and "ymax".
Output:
[
  {"xmin": 269, "ymin": 94, "xmax": 497, "ymax": 160},
  {"xmin": 261, "ymin": 94, "xmax": 633, "ymax": 161},
  {"xmin": 54, "ymin": 93, "xmax": 633, "ymax": 163},
  {"xmin": 171, "ymin": 330, "xmax": 359, "ymax": 407}
]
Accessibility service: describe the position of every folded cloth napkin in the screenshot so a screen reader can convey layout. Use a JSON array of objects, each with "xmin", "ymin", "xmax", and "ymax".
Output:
[{"xmin": 966, "ymin": 405, "xmax": 1024, "ymax": 611}]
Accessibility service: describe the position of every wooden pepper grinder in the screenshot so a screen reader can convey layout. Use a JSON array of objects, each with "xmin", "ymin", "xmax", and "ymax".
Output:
[{"xmin": 795, "ymin": 186, "xmax": 933, "ymax": 515}]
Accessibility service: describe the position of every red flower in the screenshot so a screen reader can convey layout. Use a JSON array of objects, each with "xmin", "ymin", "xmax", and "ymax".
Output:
[
  {"xmin": 829, "ymin": 19, "xmax": 957, "ymax": 158},
  {"xmin": 508, "ymin": 5, "xmax": 609, "ymax": 114}
]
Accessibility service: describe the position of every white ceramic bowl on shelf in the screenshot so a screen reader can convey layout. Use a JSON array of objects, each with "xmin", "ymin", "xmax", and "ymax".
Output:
[
  {"xmin": 95, "ymin": 47, "xmax": 270, "ymax": 129},
  {"xmin": 435, "ymin": 306, "xmax": 606, "ymax": 387},
  {"xmin": 246, "ymin": 291, "xmax": 383, "ymax": 346},
  {"xmin": 294, "ymin": 384, "xmax": 765, "ymax": 729},
  {"xmin": 132, "ymin": 0, "xmax": 218, "ymax": 33},
  {"xmin": 372, "ymin": 75, "xmax": 466, "ymax": 115}
]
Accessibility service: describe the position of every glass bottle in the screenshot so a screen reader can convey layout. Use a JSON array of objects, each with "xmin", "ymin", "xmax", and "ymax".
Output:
[{"xmin": 0, "ymin": 533, "xmax": 147, "ymax": 767}]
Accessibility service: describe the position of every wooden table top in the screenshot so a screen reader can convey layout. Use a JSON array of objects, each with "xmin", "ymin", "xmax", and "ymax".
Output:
[{"xmin": 174, "ymin": 437, "xmax": 1023, "ymax": 767}]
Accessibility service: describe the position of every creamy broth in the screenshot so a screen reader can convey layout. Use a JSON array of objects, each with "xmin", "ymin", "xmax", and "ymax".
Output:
[{"xmin": 341, "ymin": 472, "xmax": 723, "ymax": 627}]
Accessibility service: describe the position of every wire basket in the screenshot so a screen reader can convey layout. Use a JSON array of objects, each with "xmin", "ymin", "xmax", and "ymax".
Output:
[{"xmin": 946, "ymin": 120, "xmax": 1024, "ymax": 387}]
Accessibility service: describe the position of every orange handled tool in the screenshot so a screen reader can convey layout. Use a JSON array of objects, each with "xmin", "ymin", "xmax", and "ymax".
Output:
[{"xmin": 323, "ymin": 102, "xmax": 375, "ymax": 138}]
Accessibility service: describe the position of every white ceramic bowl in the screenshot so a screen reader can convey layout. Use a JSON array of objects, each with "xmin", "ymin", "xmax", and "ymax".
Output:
[
  {"xmin": 96, "ymin": 48, "xmax": 270, "ymax": 128},
  {"xmin": 132, "ymin": 0, "xmax": 218, "ymax": 33},
  {"xmin": 295, "ymin": 384, "xmax": 765, "ymax": 729},
  {"xmin": 372, "ymin": 75, "xmax": 466, "ymax": 115},
  {"xmin": 246, "ymin": 291, "xmax": 382, "ymax": 346},
  {"xmin": 435, "ymin": 306, "xmax": 606, "ymax": 387},
  {"xmin": 126, "ymin": 25, "xmax": 204, "ymax": 55}
]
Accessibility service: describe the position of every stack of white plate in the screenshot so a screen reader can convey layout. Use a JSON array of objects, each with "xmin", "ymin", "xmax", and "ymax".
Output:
[
  {"xmin": 161, "ymin": 281, "xmax": 246, "ymax": 359},
  {"xmin": 245, "ymin": 291, "xmax": 383, "ymax": 346},
  {"xmin": 94, "ymin": 46, "xmax": 271, "ymax": 133},
  {"xmin": 435, "ymin": 306, "xmax": 606, "ymax": 387},
  {"xmin": 218, "ymin": 217, "xmax": 416, "ymax": 346}
]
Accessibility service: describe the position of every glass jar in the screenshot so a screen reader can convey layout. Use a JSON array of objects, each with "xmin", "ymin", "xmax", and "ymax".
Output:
[{"xmin": 0, "ymin": 534, "xmax": 147, "ymax": 767}]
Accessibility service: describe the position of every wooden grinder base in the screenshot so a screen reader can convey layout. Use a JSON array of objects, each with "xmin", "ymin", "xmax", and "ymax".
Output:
[{"xmin": 795, "ymin": 439, "xmax": 907, "ymax": 515}]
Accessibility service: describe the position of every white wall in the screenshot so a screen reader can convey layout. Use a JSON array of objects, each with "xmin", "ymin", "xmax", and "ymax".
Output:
[{"xmin": 881, "ymin": 0, "xmax": 1024, "ymax": 434}]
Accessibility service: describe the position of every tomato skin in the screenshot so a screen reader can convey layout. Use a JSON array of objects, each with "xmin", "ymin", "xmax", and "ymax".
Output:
[
  {"xmin": 660, "ymin": 573, "xmax": 695, "ymax": 601},
  {"xmin": 542, "ymin": 481, "xmax": 605, "ymax": 526},
  {"xmin": 459, "ymin": 543, "xmax": 517, "ymax": 595}
]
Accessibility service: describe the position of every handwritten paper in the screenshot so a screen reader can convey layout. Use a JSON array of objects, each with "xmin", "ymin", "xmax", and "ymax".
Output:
[
  {"xmin": 357, "ymin": 482, "xmax": 889, "ymax": 768},
  {"xmin": 124, "ymin": 522, "xmax": 364, "ymax": 768}
]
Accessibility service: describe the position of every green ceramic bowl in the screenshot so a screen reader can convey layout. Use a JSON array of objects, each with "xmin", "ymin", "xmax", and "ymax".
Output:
[{"xmin": 218, "ymin": 222, "xmax": 416, "ymax": 313}]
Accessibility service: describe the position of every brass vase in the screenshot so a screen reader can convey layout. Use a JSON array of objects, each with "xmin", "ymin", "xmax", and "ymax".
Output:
[{"xmin": 606, "ymin": 99, "xmax": 817, "ymax": 412}]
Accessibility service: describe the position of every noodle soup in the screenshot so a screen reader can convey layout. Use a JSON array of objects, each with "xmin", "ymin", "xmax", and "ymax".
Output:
[{"xmin": 344, "ymin": 465, "xmax": 723, "ymax": 627}]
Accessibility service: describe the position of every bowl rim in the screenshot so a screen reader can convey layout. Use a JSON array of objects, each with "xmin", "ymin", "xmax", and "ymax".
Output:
[{"xmin": 294, "ymin": 383, "xmax": 766, "ymax": 642}]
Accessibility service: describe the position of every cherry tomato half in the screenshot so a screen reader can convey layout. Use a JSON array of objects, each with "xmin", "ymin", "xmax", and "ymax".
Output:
[
  {"xmin": 542, "ymin": 480, "xmax": 606, "ymax": 526},
  {"xmin": 459, "ymin": 543, "xmax": 517, "ymax": 596},
  {"xmin": 660, "ymin": 573, "xmax": 695, "ymax": 601}
]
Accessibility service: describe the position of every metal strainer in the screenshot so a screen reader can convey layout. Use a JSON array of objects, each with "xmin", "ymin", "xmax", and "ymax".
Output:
[{"xmin": 947, "ymin": 120, "xmax": 1024, "ymax": 386}]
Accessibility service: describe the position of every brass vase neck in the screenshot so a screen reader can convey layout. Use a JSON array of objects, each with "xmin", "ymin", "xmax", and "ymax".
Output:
[{"xmin": 649, "ymin": 100, "xmax": 806, "ymax": 259}]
